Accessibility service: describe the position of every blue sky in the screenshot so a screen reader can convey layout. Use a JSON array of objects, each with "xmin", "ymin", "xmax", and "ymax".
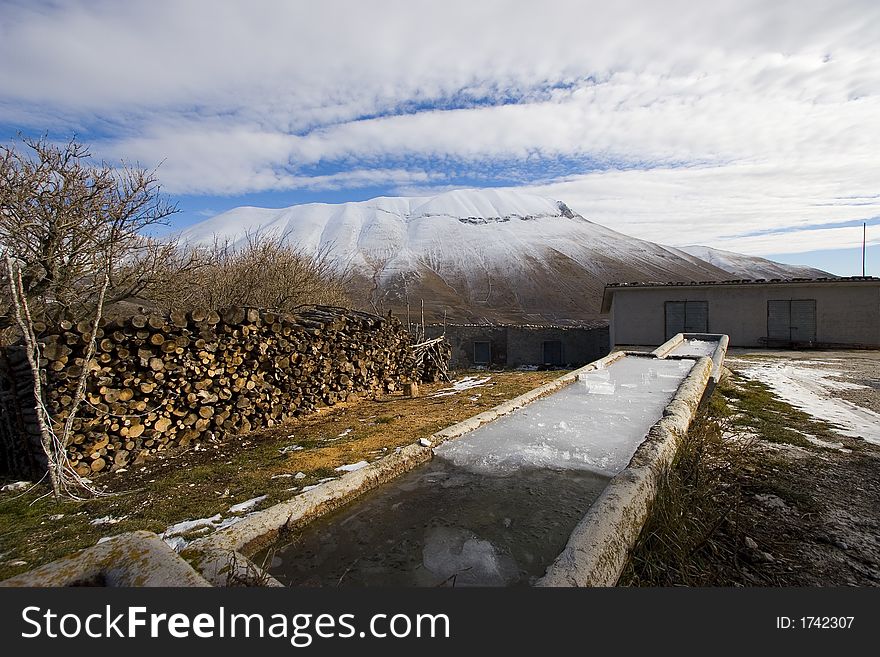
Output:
[{"xmin": 2, "ymin": 0, "xmax": 879, "ymax": 275}]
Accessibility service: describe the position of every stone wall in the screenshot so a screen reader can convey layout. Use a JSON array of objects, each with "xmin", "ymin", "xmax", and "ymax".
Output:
[{"xmin": 425, "ymin": 322, "xmax": 609, "ymax": 368}]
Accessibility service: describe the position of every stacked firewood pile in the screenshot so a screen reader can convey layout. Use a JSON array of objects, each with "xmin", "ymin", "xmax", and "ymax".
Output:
[
  {"xmin": 410, "ymin": 337, "xmax": 452, "ymax": 383},
  {"xmin": 1, "ymin": 305, "xmax": 449, "ymax": 477}
]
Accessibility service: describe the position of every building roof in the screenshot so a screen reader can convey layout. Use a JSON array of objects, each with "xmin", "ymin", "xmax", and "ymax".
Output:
[
  {"xmin": 601, "ymin": 276, "xmax": 880, "ymax": 313},
  {"xmin": 427, "ymin": 320, "xmax": 609, "ymax": 331}
]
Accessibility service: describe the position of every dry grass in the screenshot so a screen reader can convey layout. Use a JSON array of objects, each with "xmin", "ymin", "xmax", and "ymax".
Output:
[
  {"xmin": 619, "ymin": 392, "xmax": 752, "ymax": 586},
  {"xmin": 620, "ymin": 369, "xmax": 877, "ymax": 587}
]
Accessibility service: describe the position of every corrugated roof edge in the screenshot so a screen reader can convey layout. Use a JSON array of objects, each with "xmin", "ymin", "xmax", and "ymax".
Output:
[{"xmin": 424, "ymin": 320, "xmax": 609, "ymax": 330}]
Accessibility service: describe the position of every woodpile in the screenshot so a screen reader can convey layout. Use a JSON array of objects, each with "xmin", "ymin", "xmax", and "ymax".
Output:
[
  {"xmin": 410, "ymin": 337, "xmax": 452, "ymax": 383},
  {"xmin": 0, "ymin": 305, "xmax": 449, "ymax": 477}
]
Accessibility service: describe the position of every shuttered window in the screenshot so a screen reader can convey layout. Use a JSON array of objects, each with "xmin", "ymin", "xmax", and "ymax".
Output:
[
  {"xmin": 665, "ymin": 300, "xmax": 708, "ymax": 339},
  {"xmin": 767, "ymin": 299, "xmax": 817, "ymax": 345}
]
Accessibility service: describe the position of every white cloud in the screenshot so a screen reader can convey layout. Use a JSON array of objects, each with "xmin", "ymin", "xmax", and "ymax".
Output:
[
  {"xmin": 1, "ymin": 0, "xmax": 879, "ymax": 254},
  {"xmin": 520, "ymin": 162, "xmax": 880, "ymax": 255}
]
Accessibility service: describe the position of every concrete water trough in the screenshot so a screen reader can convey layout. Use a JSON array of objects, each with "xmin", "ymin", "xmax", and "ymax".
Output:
[
  {"xmin": 189, "ymin": 333, "xmax": 729, "ymax": 587},
  {"xmin": 2, "ymin": 334, "xmax": 728, "ymax": 587}
]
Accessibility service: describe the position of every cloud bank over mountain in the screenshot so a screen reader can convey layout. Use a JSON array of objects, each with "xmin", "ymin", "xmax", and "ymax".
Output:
[{"xmin": 2, "ymin": 1, "xmax": 878, "ymax": 259}]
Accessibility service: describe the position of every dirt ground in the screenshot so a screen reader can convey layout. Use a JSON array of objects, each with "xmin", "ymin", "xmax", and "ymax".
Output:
[{"xmin": 721, "ymin": 350, "xmax": 880, "ymax": 586}]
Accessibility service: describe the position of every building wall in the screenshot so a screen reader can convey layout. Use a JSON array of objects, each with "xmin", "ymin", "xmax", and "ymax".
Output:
[
  {"xmin": 425, "ymin": 325, "xmax": 509, "ymax": 367},
  {"xmin": 425, "ymin": 324, "xmax": 610, "ymax": 368},
  {"xmin": 610, "ymin": 283, "xmax": 880, "ymax": 348}
]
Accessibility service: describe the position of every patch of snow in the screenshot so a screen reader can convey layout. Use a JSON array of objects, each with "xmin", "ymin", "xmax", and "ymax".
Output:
[
  {"xmin": 338, "ymin": 428, "xmax": 353, "ymax": 438},
  {"xmin": 163, "ymin": 536, "xmax": 188, "ymax": 552},
  {"xmin": 737, "ymin": 361, "xmax": 880, "ymax": 445},
  {"xmin": 432, "ymin": 376, "xmax": 492, "ymax": 397},
  {"xmin": 335, "ymin": 460, "xmax": 369, "ymax": 473},
  {"xmin": 294, "ymin": 472, "xmax": 306, "ymax": 479},
  {"xmin": 677, "ymin": 245, "xmax": 830, "ymax": 279},
  {"xmin": 755, "ymin": 493, "xmax": 790, "ymax": 511},
  {"xmin": 89, "ymin": 515, "xmax": 122, "ymax": 526},
  {"xmin": 279, "ymin": 444, "xmax": 303, "ymax": 454},
  {"xmin": 271, "ymin": 473, "xmax": 294, "ymax": 479},
  {"xmin": 96, "ymin": 537, "xmax": 113, "ymax": 545},
  {"xmin": 214, "ymin": 516, "xmax": 247, "ymax": 531},
  {"xmin": 162, "ymin": 514, "xmax": 223, "ymax": 537},
  {"xmin": 805, "ymin": 436, "xmax": 846, "ymax": 451},
  {"xmin": 228, "ymin": 495, "xmax": 267, "ymax": 514},
  {"xmin": 1, "ymin": 481, "xmax": 31, "ymax": 492}
]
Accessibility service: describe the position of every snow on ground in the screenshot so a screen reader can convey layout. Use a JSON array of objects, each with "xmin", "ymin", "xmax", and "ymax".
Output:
[
  {"xmin": 737, "ymin": 360, "xmax": 880, "ymax": 445},
  {"xmin": 162, "ymin": 514, "xmax": 223, "ymax": 537},
  {"xmin": 335, "ymin": 460, "xmax": 369, "ymax": 473},
  {"xmin": 431, "ymin": 376, "xmax": 492, "ymax": 397},
  {"xmin": 159, "ymin": 506, "xmax": 260, "ymax": 552},
  {"xmin": 228, "ymin": 495, "xmax": 267, "ymax": 514}
]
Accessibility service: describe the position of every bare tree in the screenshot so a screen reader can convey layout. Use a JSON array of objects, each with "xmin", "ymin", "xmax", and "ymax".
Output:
[
  {"xmin": 166, "ymin": 231, "xmax": 352, "ymax": 313},
  {"xmin": 0, "ymin": 136, "xmax": 177, "ymax": 497}
]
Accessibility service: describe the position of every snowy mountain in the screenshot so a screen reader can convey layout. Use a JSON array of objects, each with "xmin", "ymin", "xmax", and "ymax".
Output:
[
  {"xmin": 180, "ymin": 189, "xmax": 822, "ymax": 323},
  {"xmin": 675, "ymin": 245, "xmax": 833, "ymax": 280}
]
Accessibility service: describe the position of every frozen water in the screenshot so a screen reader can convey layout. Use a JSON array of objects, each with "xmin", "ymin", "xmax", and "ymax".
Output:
[
  {"xmin": 422, "ymin": 527, "xmax": 520, "ymax": 586},
  {"xmin": 262, "ymin": 460, "xmax": 610, "ymax": 587},
  {"xmin": 264, "ymin": 353, "xmax": 699, "ymax": 587},
  {"xmin": 434, "ymin": 357, "xmax": 695, "ymax": 477},
  {"xmin": 667, "ymin": 339, "xmax": 718, "ymax": 358}
]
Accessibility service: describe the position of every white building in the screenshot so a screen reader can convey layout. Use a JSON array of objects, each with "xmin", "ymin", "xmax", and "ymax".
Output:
[{"xmin": 602, "ymin": 277, "xmax": 880, "ymax": 348}]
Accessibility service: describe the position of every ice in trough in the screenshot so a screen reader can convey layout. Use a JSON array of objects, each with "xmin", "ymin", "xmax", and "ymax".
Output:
[{"xmin": 264, "ymin": 353, "xmax": 700, "ymax": 587}]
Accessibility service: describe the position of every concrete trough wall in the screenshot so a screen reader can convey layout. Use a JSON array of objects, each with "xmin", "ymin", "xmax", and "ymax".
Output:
[
  {"xmin": 536, "ymin": 354, "xmax": 715, "ymax": 587},
  {"xmin": 0, "ymin": 531, "xmax": 211, "ymax": 587}
]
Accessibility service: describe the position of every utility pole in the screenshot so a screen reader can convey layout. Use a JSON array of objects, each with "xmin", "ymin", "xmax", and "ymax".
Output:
[{"xmin": 863, "ymin": 222, "xmax": 867, "ymax": 277}]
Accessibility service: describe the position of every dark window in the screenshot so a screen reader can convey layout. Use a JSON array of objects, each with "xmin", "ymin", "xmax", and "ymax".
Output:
[
  {"xmin": 473, "ymin": 341, "xmax": 491, "ymax": 364},
  {"xmin": 665, "ymin": 300, "xmax": 708, "ymax": 339},
  {"xmin": 542, "ymin": 340, "xmax": 563, "ymax": 366}
]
